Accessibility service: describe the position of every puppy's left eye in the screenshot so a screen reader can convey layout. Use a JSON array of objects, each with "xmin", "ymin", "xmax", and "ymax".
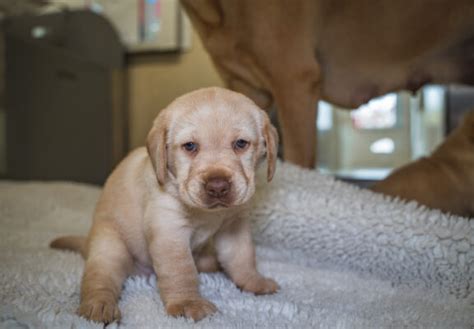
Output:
[
  {"xmin": 233, "ymin": 139, "xmax": 250, "ymax": 151},
  {"xmin": 182, "ymin": 142, "xmax": 198, "ymax": 153}
]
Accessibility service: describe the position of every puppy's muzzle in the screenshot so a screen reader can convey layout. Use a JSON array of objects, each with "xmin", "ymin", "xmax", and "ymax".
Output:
[{"xmin": 205, "ymin": 177, "xmax": 230, "ymax": 199}]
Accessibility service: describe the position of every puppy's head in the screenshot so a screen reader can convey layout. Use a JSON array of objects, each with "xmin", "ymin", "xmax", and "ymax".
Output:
[{"xmin": 147, "ymin": 87, "xmax": 278, "ymax": 210}]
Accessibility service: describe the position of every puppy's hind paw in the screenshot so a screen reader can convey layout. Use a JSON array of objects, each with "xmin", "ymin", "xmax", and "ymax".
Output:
[
  {"xmin": 195, "ymin": 253, "xmax": 221, "ymax": 273},
  {"xmin": 77, "ymin": 299, "xmax": 121, "ymax": 324},
  {"xmin": 240, "ymin": 276, "xmax": 279, "ymax": 295},
  {"xmin": 166, "ymin": 298, "xmax": 217, "ymax": 321}
]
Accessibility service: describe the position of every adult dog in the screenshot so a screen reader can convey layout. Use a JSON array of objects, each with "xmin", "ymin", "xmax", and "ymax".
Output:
[
  {"xmin": 372, "ymin": 110, "xmax": 474, "ymax": 218},
  {"xmin": 50, "ymin": 87, "xmax": 279, "ymax": 323},
  {"xmin": 181, "ymin": 0, "xmax": 474, "ymax": 167}
]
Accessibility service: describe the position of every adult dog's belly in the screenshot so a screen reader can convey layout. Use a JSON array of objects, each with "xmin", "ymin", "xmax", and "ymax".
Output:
[
  {"xmin": 319, "ymin": 46, "xmax": 473, "ymax": 109},
  {"xmin": 316, "ymin": 1, "xmax": 474, "ymax": 108}
]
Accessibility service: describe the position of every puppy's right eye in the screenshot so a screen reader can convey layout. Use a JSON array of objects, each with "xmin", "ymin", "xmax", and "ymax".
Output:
[{"xmin": 182, "ymin": 142, "xmax": 198, "ymax": 153}]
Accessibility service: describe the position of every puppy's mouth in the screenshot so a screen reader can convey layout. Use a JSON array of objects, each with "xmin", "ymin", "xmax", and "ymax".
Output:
[
  {"xmin": 184, "ymin": 190, "xmax": 233, "ymax": 210},
  {"xmin": 207, "ymin": 201, "xmax": 230, "ymax": 209}
]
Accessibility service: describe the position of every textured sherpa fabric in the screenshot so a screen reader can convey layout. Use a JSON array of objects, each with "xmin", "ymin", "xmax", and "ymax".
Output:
[{"xmin": 0, "ymin": 162, "xmax": 473, "ymax": 329}]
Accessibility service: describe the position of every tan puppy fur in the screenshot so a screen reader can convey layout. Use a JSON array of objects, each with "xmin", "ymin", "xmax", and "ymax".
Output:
[
  {"xmin": 50, "ymin": 87, "xmax": 279, "ymax": 323},
  {"xmin": 181, "ymin": 0, "xmax": 474, "ymax": 167},
  {"xmin": 372, "ymin": 110, "xmax": 474, "ymax": 218}
]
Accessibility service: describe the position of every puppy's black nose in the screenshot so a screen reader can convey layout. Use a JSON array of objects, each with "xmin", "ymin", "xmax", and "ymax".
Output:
[{"xmin": 205, "ymin": 177, "xmax": 230, "ymax": 198}]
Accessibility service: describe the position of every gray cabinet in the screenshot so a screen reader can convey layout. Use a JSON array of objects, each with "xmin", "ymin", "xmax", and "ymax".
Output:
[{"xmin": 5, "ymin": 10, "xmax": 126, "ymax": 184}]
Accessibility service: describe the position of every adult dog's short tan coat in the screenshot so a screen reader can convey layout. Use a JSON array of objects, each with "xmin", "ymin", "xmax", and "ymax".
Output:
[
  {"xmin": 181, "ymin": 0, "xmax": 474, "ymax": 167},
  {"xmin": 372, "ymin": 110, "xmax": 474, "ymax": 218},
  {"xmin": 50, "ymin": 87, "xmax": 279, "ymax": 323}
]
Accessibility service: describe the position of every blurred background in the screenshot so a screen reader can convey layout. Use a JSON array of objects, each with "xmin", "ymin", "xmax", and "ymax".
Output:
[{"xmin": 1, "ymin": 0, "xmax": 474, "ymax": 185}]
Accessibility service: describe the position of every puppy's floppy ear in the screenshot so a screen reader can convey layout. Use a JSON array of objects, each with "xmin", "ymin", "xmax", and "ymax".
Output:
[
  {"xmin": 147, "ymin": 110, "xmax": 169, "ymax": 186},
  {"xmin": 260, "ymin": 110, "xmax": 279, "ymax": 182}
]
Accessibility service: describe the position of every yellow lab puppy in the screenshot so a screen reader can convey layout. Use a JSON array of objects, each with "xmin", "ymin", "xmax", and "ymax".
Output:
[{"xmin": 50, "ymin": 87, "xmax": 279, "ymax": 323}]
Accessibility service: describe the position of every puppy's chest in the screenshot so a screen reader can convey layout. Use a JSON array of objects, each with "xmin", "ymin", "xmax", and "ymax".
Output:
[{"xmin": 190, "ymin": 218, "xmax": 226, "ymax": 250}]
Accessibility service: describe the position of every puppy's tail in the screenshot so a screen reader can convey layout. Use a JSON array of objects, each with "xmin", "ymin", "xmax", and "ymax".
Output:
[{"xmin": 50, "ymin": 235, "xmax": 87, "ymax": 258}]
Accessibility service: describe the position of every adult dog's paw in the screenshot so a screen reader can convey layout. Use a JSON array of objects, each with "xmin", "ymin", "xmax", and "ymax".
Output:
[
  {"xmin": 241, "ymin": 276, "xmax": 279, "ymax": 295},
  {"xmin": 77, "ymin": 299, "xmax": 121, "ymax": 324},
  {"xmin": 166, "ymin": 298, "xmax": 217, "ymax": 321}
]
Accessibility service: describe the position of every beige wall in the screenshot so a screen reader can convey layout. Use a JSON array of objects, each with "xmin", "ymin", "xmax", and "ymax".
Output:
[{"xmin": 127, "ymin": 31, "xmax": 223, "ymax": 149}]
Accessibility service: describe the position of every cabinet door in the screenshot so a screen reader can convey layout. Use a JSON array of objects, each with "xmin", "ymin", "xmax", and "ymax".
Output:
[{"xmin": 6, "ymin": 38, "xmax": 117, "ymax": 184}]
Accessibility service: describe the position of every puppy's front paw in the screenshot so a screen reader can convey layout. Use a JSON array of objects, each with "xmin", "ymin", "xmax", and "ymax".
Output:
[
  {"xmin": 166, "ymin": 298, "xmax": 217, "ymax": 321},
  {"xmin": 240, "ymin": 276, "xmax": 279, "ymax": 295},
  {"xmin": 77, "ymin": 299, "xmax": 121, "ymax": 324}
]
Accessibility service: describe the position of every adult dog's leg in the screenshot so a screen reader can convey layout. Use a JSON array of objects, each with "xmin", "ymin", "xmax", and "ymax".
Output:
[
  {"xmin": 272, "ymin": 73, "xmax": 320, "ymax": 168},
  {"xmin": 78, "ymin": 222, "xmax": 133, "ymax": 323}
]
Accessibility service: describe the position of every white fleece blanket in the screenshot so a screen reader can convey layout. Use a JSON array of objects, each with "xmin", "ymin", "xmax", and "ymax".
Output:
[{"xmin": 0, "ymin": 162, "xmax": 473, "ymax": 329}]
